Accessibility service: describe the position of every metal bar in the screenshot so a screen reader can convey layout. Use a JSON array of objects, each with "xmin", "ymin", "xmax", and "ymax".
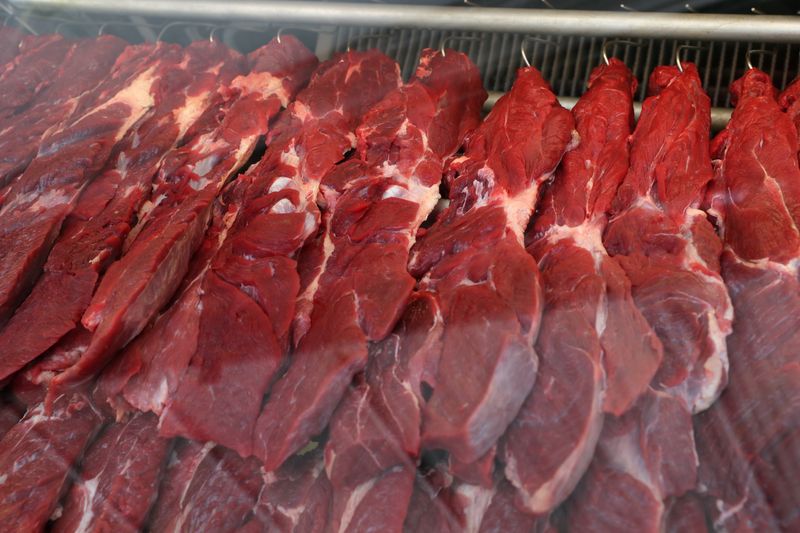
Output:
[
  {"xmin": 11, "ymin": 1, "xmax": 800, "ymax": 43},
  {"xmin": 484, "ymin": 91, "xmax": 731, "ymax": 131}
]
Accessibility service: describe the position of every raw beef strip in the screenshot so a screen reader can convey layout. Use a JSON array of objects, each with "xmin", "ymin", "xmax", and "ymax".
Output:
[
  {"xmin": 147, "ymin": 440, "xmax": 263, "ymax": 533},
  {"xmin": 404, "ymin": 65, "xmax": 575, "ymax": 464},
  {"xmin": 0, "ymin": 42, "xmax": 176, "ymax": 330},
  {"xmin": 604, "ymin": 62, "xmax": 733, "ymax": 413},
  {"xmin": 51, "ymin": 412, "xmax": 170, "ymax": 533},
  {"xmin": 44, "ymin": 36, "xmax": 318, "ymax": 400},
  {"xmin": 0, "ymin": 36, "xmax": 128, "ymax": 190},
  {"xmin": 0, "ymin": 41, "xmax": 244, "ymax": 383},
  {"xmin": 94, "ymin": 48, "xmax": 397, "ymax": 458},
  {"xmin": 565, "ymin": 389, "xmax": 697, "ymax": 532},
  {"xmin": 237, "ymin": 447, "xmax": 332, "ymax": 533},
  {"xmin": 694, "ymin": 68, "xmax": 800, "ymax": 531},
  {"xmin": 501, "ymin": 58, "xmax": 662, "ymax": 515},
  {"xmin": 0, "ymin": 392, "xmax": 103, "ymax": 531},
  {"xmin": 0, "ymin": 26, "xmax": 24, "ymax": 65},
  {"xmin": 664, "ymin": 493, "xmax": 709, "ymax": 533},
  {"xmin": 255, "ymin": 47, "xmax": 485, "ymax": 471},
  {"xmin": 0, "ymin": 33, "xmax": 70, "ymax": 120}
]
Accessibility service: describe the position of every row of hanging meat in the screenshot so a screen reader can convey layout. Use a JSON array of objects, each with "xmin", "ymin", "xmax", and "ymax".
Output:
[{"xmin": 0, "ymin": 25, "xmax": 797, "ymax": 532}]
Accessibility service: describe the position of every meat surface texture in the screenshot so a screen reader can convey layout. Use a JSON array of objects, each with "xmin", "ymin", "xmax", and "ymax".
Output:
[
  {"xmin": 0, "ymin": 392, "xmax": 103, "ymax": 531},
  {"xmin": 502, "ymin": 58, "xmax": 662, "ymax": 515},
  {"xmin": 694, "ymin": 68, "xmax": 800, "ymax": 531},
  {"xmin": 95, "ymin": 48, "xmax": 399, "ymax": 458},
  {"xmin": 603, "ymin": 63, "xmax": 733, "ymax": 413},
  {"xmin": 147, "ymin": 440, "xmax": 263, "ymax": 533},
  {"xmin": 43, "ymin": 36, "xmax": 318, "ymax": 401},
  {"xmin": 0, "ymin": 40, "xmax": 244, "ymax": 384},
  {"xmin": 0, "ymin": 41, "xmax": 173, "ymax": 331},
  {"xmin": 51, "ymin": 412, "xmax": 170, "ymax": 533},
  {"xmin": 253, "ymin": 47, "xmax": 484, "ymax": 472},
  {"xmin": 405, "ymin": 64, "xmax": 575, "ymax": 464}
]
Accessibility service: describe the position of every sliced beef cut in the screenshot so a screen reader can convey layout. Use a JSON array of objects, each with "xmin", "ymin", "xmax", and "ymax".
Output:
[
  {"xmin": 42, "ymin": 36, "xmax": 318, "ymax": 401},
  {"xmin": 95, "ymin": 48, "xmax": 398, "ymax": 458},
  {"xmin": 664, "ymin": 493, "xmax": 710, "ymax": 533},
  {"xmin": 0, "ymin": 41, "xmax": 244, "ymax": 384},
  {"xmin": 0, "ymin": 42, "xmax": 177, "ymax": 332},
  {"xmin": 254, "ymin": 48, "xmax": 484, "ymax": 471},
  {"xmin": 0, "ymin": 33, "xmax": 71, "ymax": 120},
  {"xmin": 51, "ymin": 412, "xmax": 170, "ymax": 533},
  {"xmin": 0, "ymin": 399, "xmax": 22, "ymax": 438},
  {"xmin": 604, "ymin": 63, "xmax": 733, "ymax": 413},
  {"xmin": 565, "ymin": 389, "xmax": 697, "ymax": 532},
  {"xmin": 0, "ymin": 36, "xmax": 127, "ymax": 191},
  {"xmin": 0, "ymin": 392, "xmax": 103, "ymax": 531},
  {"xmin": 147, "ymin": 441, "xmax": 263, "ymax": 533},
  {"xmin": 501, "ymin": 58, "xmax": 661, "ymax": 515},
  {"xmin": 237, "ymin": 447, "xmax": 332, "ymax": 533},
  {"xmin": 693, "ymin": 68, "xmax": 800, "ymax": 531},
  {"xmin": 403, "ymin": 65, "xmax": 575, "ymax": 465}
]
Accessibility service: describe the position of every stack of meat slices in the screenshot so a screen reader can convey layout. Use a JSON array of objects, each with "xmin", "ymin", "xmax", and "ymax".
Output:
[{"xmin": 0, "ymin": 27, "xmax": 798, "ymax": 531}]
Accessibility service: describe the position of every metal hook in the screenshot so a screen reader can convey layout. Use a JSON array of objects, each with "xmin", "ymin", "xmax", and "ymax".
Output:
[
  {"xmin": 520, "ymin": 36, "xmax": 558, "ymax": 68},
  {"xmin": 157, "ymin": 21, "xmax": 217, "ymax": 42},
  {"xmin": 619, "ymin": 3, "xmax": 638, "ymax": 12},
  {"xmin": 675, "ymin": 44, "xmax": 705, "ymax": 73},
  {"xmin": 601, "ymin": 39, "xmax": 642, "ymax": 65},
  {"xmin": 750, "ymin": 7, "xmax": 766, "ymax": 14},
  {"xmin": 345, "ymin": 31, "xmax": 394, "ymax": 52},
  {"xmin": 745, "ymin": 48, "xmax": 775, "ymax": 70},
  {"xmin": 439, "ymin": 35, "xmax": 481, "ymax": 57},
  {"xmin": 539, "ymin": 0, "xmax": 556, "ymax": 8},
  {"xmin": 684, "ymin": 3, "xmax": 697, "ymax": 12}
]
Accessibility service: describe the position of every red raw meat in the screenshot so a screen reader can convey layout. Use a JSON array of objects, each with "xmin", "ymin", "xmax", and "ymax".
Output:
[
  {"xmin": 0, "ymin": 42, "xmax": 178, "ymax": 331},
  {"xmin": 501, "ymin": 58, "xmax": 661, "ymax": 515},
  {"xmin": 0, "ymin": 36, "xmax": 127, "ymax": 191},
  {"xmin": 0, "ymin": 400, "xmax": 22, "ymax": 438},
  {"xmin": 254, "ymin": 48, "xmax": 483, "ymax": 471},
  {"xmin": 0, "ymin": 41, "xmax": 244, "ymax": 383},
  {"xmin": 604, "ymin": 63, "xmax": 733, "ymax": 413},
  {"xmin": 44, "ymin": 36, "xmax": 318, "ymax": 401},
  {"xmin": 694, "ymin": 68, "xmax": 800, "ymax": 531},
  {"xmin": 0, "ymin": 34, "xmax": 70, "ymax": 120},
  {"xmin": 0, "ymin": 392, "xmax": 103, "ymax": 530},
  {"xmin": 95, "ymin": 48, "xmax": 398, "ymax": 458},
  {"xmin": 237, "ymin": 447, "xmax": 332, "ymax": 533},
  {"xmin": 566, "ymin": 389, "xmax": 697, "ymax": 532},
  {"xmin": 147, "ymin": 441, "xmax": 262, "ymax": 533},
  {"xmin": 51, "ymin": 412, "xmax": 170, "ymax": 533},
  {"xmin": 406, "ymin": 65, "xmax": 575, "ymax": 464},
  {"xmin": 664, "ymin": 493, "xmax": 709, "ymax": 533},
  {"xmin": 0, "ymin": 26, "xmax": 24, "ymax": 65}
]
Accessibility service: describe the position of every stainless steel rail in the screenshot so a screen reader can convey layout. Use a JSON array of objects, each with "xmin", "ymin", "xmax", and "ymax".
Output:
[
  {"xmin": 486, "ymin": 92, "xmax": 733, "ymax": 131},
  {"xmin": 10, "ymin": 0, "xmax": 800, "ymax": 44}
]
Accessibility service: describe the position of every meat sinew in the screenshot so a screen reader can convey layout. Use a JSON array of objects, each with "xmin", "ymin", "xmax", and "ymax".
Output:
[
  {"xmin": 694, "ymin": 67, "xmax": 800, "ymax": 531},
  {"xmin": 502, "ymin": 57, "xmax": 662, "ymax": 515},
  {"xmin": 253, "ymin": 47, "xmax": 485, "ymax": 472},
  {"xmin": 94, "ymin": 47, "xmax": 400, "ymax": 458}
]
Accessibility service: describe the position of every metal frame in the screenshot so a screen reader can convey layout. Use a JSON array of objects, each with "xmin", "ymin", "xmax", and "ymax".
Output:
[{"xmin": 10, "ymin": 1, "xmax": 800, "ymax": 43}]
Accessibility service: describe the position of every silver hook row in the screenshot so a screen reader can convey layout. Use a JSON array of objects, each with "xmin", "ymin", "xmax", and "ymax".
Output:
[
  {"xmin": 601, "ymin": 39, "xmax": 642, "ymax": 66},
  {"xmin": 157, "ymin": 21, "xmax": 220, "ymax": 43},
  {"xmin": 745, "ymin": 48, "xmax": 775, "ymax": 70},
  {"xmin": 345, "ymin": 31, "xmax": 395, "ymax": 52},
  {"xmin": 521, "ymin": 36, "xmax": 558, "ymax": 68},
  {"xmin": 675, "ymin": 44, "xmax": 705, "ymax": 72},
  {"xmin": 439, "ymin": 35, "xmax": 481, "ymax": 57}
]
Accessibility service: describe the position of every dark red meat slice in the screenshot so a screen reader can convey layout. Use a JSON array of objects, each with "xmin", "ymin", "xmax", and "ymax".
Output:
[
  {"xmin": 254, "ymin": 48, "xmax": 484, "ymax": 471},
  {"xmin": 44, "ymin": 36, "xmax": 318, "ymax": 401},
  {"xmin": 51, "ymin": 412, "xmax": 170, "ymax": 533},
  {"xmin": 604, "ymin": 63, "xmax": 732, "ymax": 412},
  {"xmin": 0, "ymin": 392, "xmax": 103, "ymax": 530},
  {"xmin": 0, "ymin": 40, "xmax": 244, "ymax": 384}
]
